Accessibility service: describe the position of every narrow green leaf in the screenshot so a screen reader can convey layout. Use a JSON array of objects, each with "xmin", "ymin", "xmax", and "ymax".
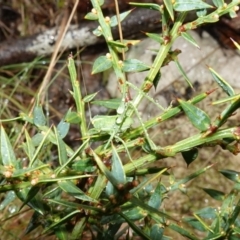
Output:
[
  {"xmin": 196, "ymin": 8, "xmax": 207, "ymax": 17},
  {"xmin": 122, "ymin": 59, "xmax": 150, "ymax": 72},
  {"xmin": 23, "ymin": 130, "xmax": 35, "ymax": 160},
  {"xmin": 129, "ymin": 2, "xmax": 161, "ymax": 11},
  {"xmin": 178, "ymin": 99, "xmax": 211, "ymax": 131},
  {"xmin": 92, "ymin": 55, "xmax": 112, "ymax": 74},
  {"xmin": 173, "ymin": 0, "xmax": 213, "ymax": 11},
  {"xmin": 58, "ymin": 180, "xmax": 98, "ymax": 203},
  {"xmin": 54, "ymin": 126, "xmax": 68, "ymax": 166},
  {"xmin": 91, "ymin": 149, "xmax": 121, "ymax": 187},
  {"xmin": 92, "ymin": 28, "xmax": 102, "ymax": 37},
  {"xmin": 15, "ymin": 187, "xmax": 47, "ymax": 215},
  {"xmin": 55, "ymin": 139, "xmax": 89, "ymax": 175},
  {"xmin": 145, "ymin": 32, "xmax": 164, "ymax": 44},
  {"xmin": 163, "ymin": 0, "xmax": 174, "ymax": 21},
  {"xmin": 33, "ymin": 105, "xmax": 46, "ymax": 126},
  {"xmin": 47, "ymin": 199, "xmax": 101, "ymax": 212},
  {"xmin": 212, "ymin": 94, "xmax": 240, "ymax": 105},
  {"xmin": 83, "ymin": 92, "xmax": 98, "ymax": 103},
  {"xmin": 108, "ymin": 40, "xmax": 127, "ymax": 48},
  {"xmin": 153, "ymin": 71, "xmax": 161, "ymax": 90},
  {"xmin": 219, "ymin": 169, "xmax": 240, "ymax": 182},
  {"xmin": 19, "ymin": 185, "xmax": 40, "ymax": 211},
  {"xmin": 84, "ymin": 12, "xmax": 98, "ymax": 20},
  {"xmin": 169, "ymin": 223, "xmax": 198, "ymax": 239},
  {"xmin": 43, "ymin": 210, "xmax": 80, "ymax": 234},
  {"xmin": 72, "ymin": 159, "xmax": 96, "ymax": 173},
  {"xmin": 64, "ymin": 110, "xmax": 81, "ymax": 124},
  {"xmin": 212, "ymin": 0, "xmax": 224, "ymax": 7},
  {"xmin": 57, "ymin": 120, "xmax": 70, "ymax": 139},
  {"xmin": 174, "ymin": 60, "xmax": 193, "ymax": 89},
  {"xmin": 231, "ymin": 38, "xmax": 240, "ymax": 51},
  {"xmin": 209, "ymin": 67, "xmax": 235, "ymax": 96},
  {"xmin": 119, "ymin": 212, "xmax": 152, "ymax": 240},
  {"xmin": 170, "ymin": 164, "xmax": 213, "ymax": 191},
  {"xmin": 148, "ymin": 183, "xmax": 162, "ymax": 209},
  {"xmin": 91, "ymin": 98, "xmax": 121, "ymax": 109},
  {"xmin": 110, "ymin": 10, "xmax": 132, "ymax": 27},
  {"xmin": 183, "ymin": 217, "xmax": 207, "ymax": 232},
  {"xmin": 55, "ymin": 226, "xmax": 68, "ymax": 240},
  {"xmin": 150, "ymin": 224, "xmax": 164, "ymax": 240},
  {"xmin": 181, "ymin": 32, "xmax": 200, "ymax": 48},
  {"xmin": 195, "ymin": 207, "xmax": 217, "ymax": 219},
  {"xmin": 181, "ymin": 148, "xmax": 198, "ymax": 167},
  {"xmin": 24, "ymin": 211, "xmax": 41, "ymax": 235},
  {"xmin": 0, "ymin": 125, "xmax": 17, "ymax": 167},
  {"xmin": 0, "ymin": 191, "xmax": 16, "ymax": 210},
  {"xmin": 203, "ymin": 188, "xmax": 225, "ymax": 201},
  {"xmin": 111, "ymin": 143, "xmax": 126, "ymax": 185},
  {"xmin": 68, "ymin": 54, "xmax": 77, "ymax": 83},
  {"xmin": 29, "ymin": 127, "xmax": 52, "ymax": 167}
]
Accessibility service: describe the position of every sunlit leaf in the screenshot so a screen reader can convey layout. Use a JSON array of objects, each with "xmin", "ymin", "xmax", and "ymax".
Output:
[
  {"xmin": 64, "ymin": 110, "xmax": 81, "ymax": 124},
  {"xmin": 83, "ymin": 92, "xmax": 98, "ymax": 103},
  {"xmin": 111, "ymin": 143, "xmax": 126, "ymax": 185},
  {"xmin": 0, "ymin": 125, "xmax": 17, "ymax": 167},
  {"xmin": 122, "ymin": 59, "xmax": 150, "ymax": 72},
  {"xmin": 84, "ymin": 12, "xmax": 98, "ymax": 20},
  {"xmin": 92, "ymin": 55, "xmax": 112, "ymax": 74},
  {"xmin": 212, "ymin": 0, "xmax": 224, "ymax": 7},
  {"xmin": 33, "ymin": 105, "xmax": 46, "ymax": 126},
  {"xmin": 195, "ymin": 207, "xmax": 217, "ymax": 219},
  {"xmin": 0, "ymin": 191, "xmax": 16, "ymax": 210},
  {"xmin": 150, "ymin": 224, "xmax": 164, "ymax": 240},
  {"xmin": 184, "ymin": 217, "xmax": 207, "ymax": 232},
  {"xmin": 91, "ymin": 98, "xmax": 121, "ymax": 109},
  {"xmin": 174, "ymin": 60, "xmax": 194, "ymax": 89},
  {"xmin": 57, "ymin": 120, "xmax": 70, "ymax": 139},
  {"xmin": 145, "ymin": 32, "xmax": 164, "ymax": 44},
  {"xmin": 181, "ymin": 32, "xmax": 200, "ymax": 48},
  {"xmin": 178, "ymin": 99, "xmax": 211, "ymax": 131},
  {"xmin": 173, "ymin": 0, "xmax": 213, "ymax": 11},
  {"xmin": 148, "ymin": 183, "xmax": 162, "ymax": 209},
  {"xmin": 209, "ymin": 67, "xmax": 235, "ymax": 96},
  {"xmin": 110, "ymin": 10, "xmax": 132, "ymax": 27}
]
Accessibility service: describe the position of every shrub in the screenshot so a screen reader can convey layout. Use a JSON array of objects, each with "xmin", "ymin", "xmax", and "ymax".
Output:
[{"xmin": 1, "ymin": 0, "xmax": 240, "ymax": 239}]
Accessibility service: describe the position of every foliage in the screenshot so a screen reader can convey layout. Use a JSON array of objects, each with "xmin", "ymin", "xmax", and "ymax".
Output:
[{"xmin": 1, "ymin": 0, "xmax": 240, "ymax": 239}]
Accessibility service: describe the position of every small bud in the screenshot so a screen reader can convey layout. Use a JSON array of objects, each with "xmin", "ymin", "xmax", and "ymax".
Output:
[
  {"xmin": 234, "ymin": 6, "xmax": 239, "ymax": 11},
  {"xmin": 106, "ymin": 53, "xmax": 111, "ymax": 59},
  {"xmin": 107, "ymin": 36, "xmax": 113, "ymax": 41},
  {"xmin": 213, "ymin": 14, "xmax": 219, "ymax": 20},
  {"xmin": 105, "ymin": 16, "xmax": 111, "ymax": 23},
  {"xmin": 91, "ymin": 8, "xmax": 97, "ymax": 14},
  {"xmin": 4, "ymin": 171, "xmax": 12, "ymax": 178},
  {"xmin": 118, "ymin": 60, "xmax": 123, "ymax": 67},
  {"xmin": 31, "ymin": 178, "xmax": 39, "ymax": 185},
  {"xmin": 97, "ymin": 26, "xmax": 102, "ymax": 31}
]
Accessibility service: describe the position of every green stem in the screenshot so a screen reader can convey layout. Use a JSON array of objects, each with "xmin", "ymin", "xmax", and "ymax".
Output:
[{"xmin": 129, "ymin": 12, "xmax": 187, "ymax": 114}]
